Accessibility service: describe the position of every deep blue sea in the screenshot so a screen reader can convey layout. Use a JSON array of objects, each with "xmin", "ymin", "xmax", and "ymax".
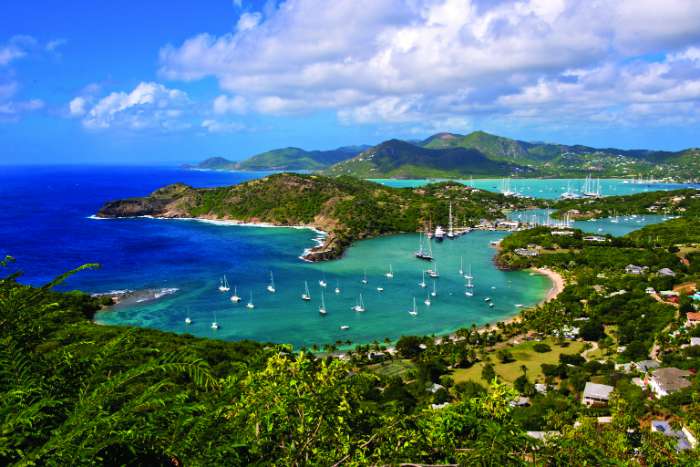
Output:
[{"xmin": 0, "ymin": 166, "xmax": 681, "ymax": 348}]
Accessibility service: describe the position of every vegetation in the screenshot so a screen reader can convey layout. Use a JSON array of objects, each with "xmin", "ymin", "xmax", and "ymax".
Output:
[
  {"xmin": 186, "ymin": 145, "xmax": 366, "ymax": 171},
  {"xmin": 97, "ymin": 173, "xmax": 539, "ymax": 260},
  {"xmin": 324, "ymin": 130, "xmax": 700, "ymax": 179}
]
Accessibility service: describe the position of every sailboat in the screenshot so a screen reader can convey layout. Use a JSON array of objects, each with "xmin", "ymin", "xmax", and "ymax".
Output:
[
  {"xmin": 419, "ymin": 270, "xmax": 427, "ymax": 288},
  {"xmin": 427, "ymin": 262, "xmax": 439, "ymax": 278},
  {"xmin": 185, "ymin": 316, "xmax": 192, "ymax": 324},
  {"xmin": 211, "ymin": 310, "xmax": 220, "ymax": 330},
  {"xmin": 230, "ymin": 286, "xmax": 241, "ymax": 303},
  {"xmin": 319, "ymin": 274, "xmax": 327, "ymax": 288},
  {"xmin": 424, "ymin": 295, "xmax": 431, "ymax": 306},
  {"xmin": 447, "ymin": 203, "xmax": 455, "ymax": 239},
  {"xmin": 334, "ymin": 280, "xmax": 341, "ymax": 294},
  {"xmin": 361, "ymin": 269, "xmax": 368, "ymax": 284},
  {"xmin": 246, "ymin": 291, "xmax": 255, "ymax": 309},
  {"xmin": 267, "ymin": 272, "xmax": 276, "ymax": 293},
  {"xmin": 218, "ymin": 275, "xmax": 230, "ymax": 292},
  {"xmin": 408, "ymin": 297, "xmax": 418, "ymax": 316},
  {"xmin": 464, "ymin": 264, "xmax": 473, "ymax": 280},
  {"xmin": 385, "ymin": 264, "xmax": 394, "ymax": 279},
  {"xmin": 415, "ymin": 232, "xmax": 434, "ymax": 261},
  {"xmin": 376, "ymin": 285, "xmax": 384, "ymax": 292},
  {"xmin": 301, "ymin": 281, "xmax": 311, "ymax": 301},
  {"xmin": 319, "ymin": 290, "xmax": 327, "ymax": 315},
  {"xmin": 459, "ymin": 256, "xmax": 464, "ymax": 276},
  {"xmin": 465, "ymin": 276, "xmax": 474, "ymax": 296},
  {"xmin": 431, "ymin": 280, "xmax": 437, "ymax": 297},
  {"xmin": 352, "ymin": 294, "xmax": 365, "ymax": 312}
]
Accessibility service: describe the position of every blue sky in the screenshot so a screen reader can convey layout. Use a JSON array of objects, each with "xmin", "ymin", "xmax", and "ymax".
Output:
[{"xmin": 2, "ymin": 0, "xmax": 700, "ymax": 164}]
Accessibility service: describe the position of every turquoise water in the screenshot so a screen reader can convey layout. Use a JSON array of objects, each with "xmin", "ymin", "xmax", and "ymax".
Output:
[
  {"xmin": 371, "ymin": 178, "xmax": 696, "ymax": 200},
  {"xmin": 508, "ymin": 210, "xmax": 670, "ymax": 236},
  {"xmin": 97, "ymin": 226, "xmax": 550, "ymax": 348}
]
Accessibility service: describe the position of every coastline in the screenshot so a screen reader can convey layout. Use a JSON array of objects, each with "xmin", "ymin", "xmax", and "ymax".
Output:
[{"xmin": 530, "ymin": 267, "xmax": 565, "ymax": 304}]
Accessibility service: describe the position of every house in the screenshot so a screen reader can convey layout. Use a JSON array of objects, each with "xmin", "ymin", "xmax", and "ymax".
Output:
[
  {"xmin": 534, "ymin": 383, "xmax": 548, "ymax": 395},
  {"xmin": 509, "ymin": 396, "xmax": 531, "ymax": 407},
  {"xmin": 583, "ymin": 235, "xmax": 608, "ymax": 242},
  {"xmin": 581, "ymin": 382, "xmax": 614, "ymax": 406},
  {"xmin": 514, "ymin": 248, "xmax": 539, "ymax": 257},
  {"xmin": 635, "ymin": 360, "xmax": 660, "ymax": 374},
  {"xmin": 427, "ymin": 383, "xmax": 445, "ymax": 394},
  {"xmin": 658, "ymin": 267, "xmax": 676, "ymax": 277},
  {"xmin": 526, "ymin": 431, "xmax": 560, "ymax": 442},
  {"xmin": 686, "ymin": 312, "xmax": 700, "ymax": 327},
  {"xmin": 691, "ymin": 337, "xmax": 700, "ymax": 347},
  {"xmin": 645, "ymin": 287, "xmax": 656, "ymax": 294},
  {"xmin": 551, "ymin": 230, "xmax": 574, "ymax": 236},
  {"xmin": 647, "ymin": 368, "xmax": 692, "ymax": 398},
  {"xmin": 691, "ymin": 292, "xmax": 700, "ymax": 301},
  {"xmin": 650, "ymin": 420, "xmax": 692, "ymax": 451},
  {"xmin": 625, "ymin": 264, "xmax": 648, "ymax": 275}
]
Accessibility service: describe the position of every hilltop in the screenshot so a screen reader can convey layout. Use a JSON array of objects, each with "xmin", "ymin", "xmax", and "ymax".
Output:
[
  {"xmin": 323, "ymin": 131, "xmax": 700, "ymax": 179},
  {"xmin": 186, "ymin": 145, "xmax": 369, "ymax": 171},
  {"xmin": 97, "ymin": 173, "xmax": 536, "ymax": 260}
]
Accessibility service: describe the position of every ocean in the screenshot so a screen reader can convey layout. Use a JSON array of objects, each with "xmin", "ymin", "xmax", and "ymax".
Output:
[{"xmin": 0, "ymin": 166, "xmax": 679, "ymax": 348}]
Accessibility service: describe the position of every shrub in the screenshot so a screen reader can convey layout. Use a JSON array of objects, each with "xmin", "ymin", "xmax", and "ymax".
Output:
[{"xmin": 533, "ymin": 343, "xmax": 552, "ymax": 353}]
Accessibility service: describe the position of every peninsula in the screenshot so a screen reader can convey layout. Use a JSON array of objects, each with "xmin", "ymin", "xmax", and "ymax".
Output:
[{"xmin": 97, "ymin": 173, "xmax": 538, "ymax": 261}]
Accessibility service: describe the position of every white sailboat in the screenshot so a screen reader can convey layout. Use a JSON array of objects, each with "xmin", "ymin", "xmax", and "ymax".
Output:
[
  {"xmin": 459, "ymin": 256, "xmax": 464, "ymax": 276},
  {"xmin": 230, "ymin": 286, "xmax": 241, "ymax": 303},
  {"xmin": 340, "ymin": 325, "xmax": 350, "ymax": 330},
  {"xmin": 319, "ymin": 274, "xmax": 327, "ymax": 288},
  {"xmin": 427, "ymin": 262, "xmax": 439, "ymax": 278},
  {"xmin": 301, "ymin": 281, "xmax": 311, "ymax": 301},
  {"xmin": 424, "ymin": 295, "xmax": 431, "ymax": 306},
  {"xmin": 246, "ymin": 291, "xmax": 255, "ymax": 309},
  {"xmin": 361, "ymin": 269, "xmax": 368, "ymax": 284},
  {"xmin": 319, "ymin": 290, "xmax": 327, "ymax": 315},
  {"xmin": 267, "ymin": 271, "xmax": 276, "ymax": 293},
  {"xmin": 408, "ymin": 297, "xmax": 418, "ymax": 316},
  {"xmin": 447, "ymin": 203, "xmax": 455, "ymax": 239},
  {"xmin": 385, "ymin": 264, "xmax": 394, "ymax": 279},
  {"xmin": 464, "ymin": 264, "xmax": 473, "ymax": 280},
  {"xmin": 335, "ymin": 280, "xmax": 341, "ymax": 294},
  {"xmin": 218, "ymin": 275, "xmax": 230, "ymax": 293},
  {"xmin": 376, "ymin": 285, "xmax": 384, "ymax": 292},
  {"xmin": 415, "ymin": 232, "xmax": 434, "ymax": 261},
  {"xmin": 352, "ymin": 294, "xmax": 365, "ymax": 312},
  {"xmin": 465, "ymin": 276, "xmax": 474, "ymax": 297},
  {"xmin": 431, "ymin": 280, "xmax": 437, "ymax": 297},
  {"xmin": 211, "ymin": 310, "xmax": 219, "ymax": 330},
  {"xmin": 185, "ymin": 316, "xmax": 192, "ymax": 325},
  {"xmin": 419, "ymin": 270, "xmax": 427, "ymax": 288}
]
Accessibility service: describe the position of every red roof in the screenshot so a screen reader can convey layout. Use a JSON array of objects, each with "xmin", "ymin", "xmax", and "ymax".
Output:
[{"xmin": 687, "ymin": 312, "xmax": 700, "ymax": 321}]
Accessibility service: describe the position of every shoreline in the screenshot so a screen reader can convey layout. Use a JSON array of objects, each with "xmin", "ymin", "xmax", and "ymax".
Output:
[{"xmin": 530, "ymin": 267, "xmax": 565, "ymax": 304}]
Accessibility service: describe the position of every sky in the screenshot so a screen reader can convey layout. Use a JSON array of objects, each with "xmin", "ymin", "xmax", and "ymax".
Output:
[{"xmin": 1, "ymin": 0, "xmax": 700, "ymax": 165}]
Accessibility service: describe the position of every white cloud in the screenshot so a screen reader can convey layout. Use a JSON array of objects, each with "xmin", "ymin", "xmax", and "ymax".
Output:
[
  {"xmin": 74, "ymin": 82, "xmax": 191, "ymax": 130},
  {"xmin": 153, "ymin": 0, "xmax": 700, "ymax": 130},
  {"xmin": 213, "ymin": 94, "xmax": 247, "ymax": 114},
  {"xmin": 201, "ymin": 119, "xmax": 246, "ymax": 133}
]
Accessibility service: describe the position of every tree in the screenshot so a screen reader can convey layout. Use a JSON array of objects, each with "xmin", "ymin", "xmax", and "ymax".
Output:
[{"xmin": 481, "ymin": 362, "xmax": 496, "ymax": 383}]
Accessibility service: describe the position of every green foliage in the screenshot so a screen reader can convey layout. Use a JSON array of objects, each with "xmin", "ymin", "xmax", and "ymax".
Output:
[{"xmin": 533, "ymin": 343, "xmax": 552, "ymax": 353}]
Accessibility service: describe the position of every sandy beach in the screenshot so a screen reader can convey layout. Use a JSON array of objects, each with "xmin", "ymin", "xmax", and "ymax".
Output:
[{"xmin": 531, "ymin": 267, "xmax": 566, "ymax": 303}]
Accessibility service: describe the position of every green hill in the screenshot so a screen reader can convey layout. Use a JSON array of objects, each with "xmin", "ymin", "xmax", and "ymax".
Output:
[
  {"xmin": 188, "ymin": 145, "xmax": 368, "ymax": 171},
  {"xmin": 324, "ymin": 139, "xmax": 534, "ymax": 178}
]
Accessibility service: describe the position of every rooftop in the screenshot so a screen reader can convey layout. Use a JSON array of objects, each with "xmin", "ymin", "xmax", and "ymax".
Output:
[
  {"xmin": 583, "ymin": 382, "xmax": 614, "ymax": 401},
  {"xmin": 651, "ymin": 368, "xmax": 692, "ymax": 393}
]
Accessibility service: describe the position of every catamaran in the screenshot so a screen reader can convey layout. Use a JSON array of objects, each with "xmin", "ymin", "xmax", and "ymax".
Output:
[
  {"xmin": 419, "ymin": 270, "xmax": 427, "ymax": 288},
  {"xmin": 431, "ymin": 280, "xmax": 437, "ymax": 297},
  {"xmin": 385, "ymin": 264, "xmax": 394, "ymax": 279},
  {"xmin": 352, "ymin": 294, "xmax": 365, "ymax": 312},
  {"xmin": 218, "ymin": 275, "xmax": 230, "ymax": 293},
  {"xmin": 301, "ymin": 281, "xmax": 311, "ymax": 301},
  {"xmin": 246, "ymin": 291, "xmax": 255, "ymax": 309},
  {"xmin": 408, "ymin": 297, "xmax": 418, "ymax": 316},
  {"xmin": 319, "ymin": 290, "xmax": 327, "ymax": 315},
  {"xmin": 230, "ymin": 286, "xmax": 241, "ymax": 303},
  {"xmin": 267, "ymin": 272, "xmax": 276, "ymax": 293}
]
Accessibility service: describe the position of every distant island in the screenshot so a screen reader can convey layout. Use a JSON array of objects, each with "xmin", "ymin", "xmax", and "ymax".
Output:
[
  {"xmin": 97, "ymin": 173, "xmax": 538, "ymax": 261},
  {"xmin": 185, "ymin": 145, "xmax": 369, "ymax": 171},
  {"xmin": 187, "ymin": 130, "xmax": 700, "ymax": 180}
]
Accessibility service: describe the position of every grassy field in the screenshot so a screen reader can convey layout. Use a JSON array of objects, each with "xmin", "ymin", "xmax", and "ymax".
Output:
[{"xmin": 452, "ymin": 338, "xmax": 586, "ymax": 385}]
